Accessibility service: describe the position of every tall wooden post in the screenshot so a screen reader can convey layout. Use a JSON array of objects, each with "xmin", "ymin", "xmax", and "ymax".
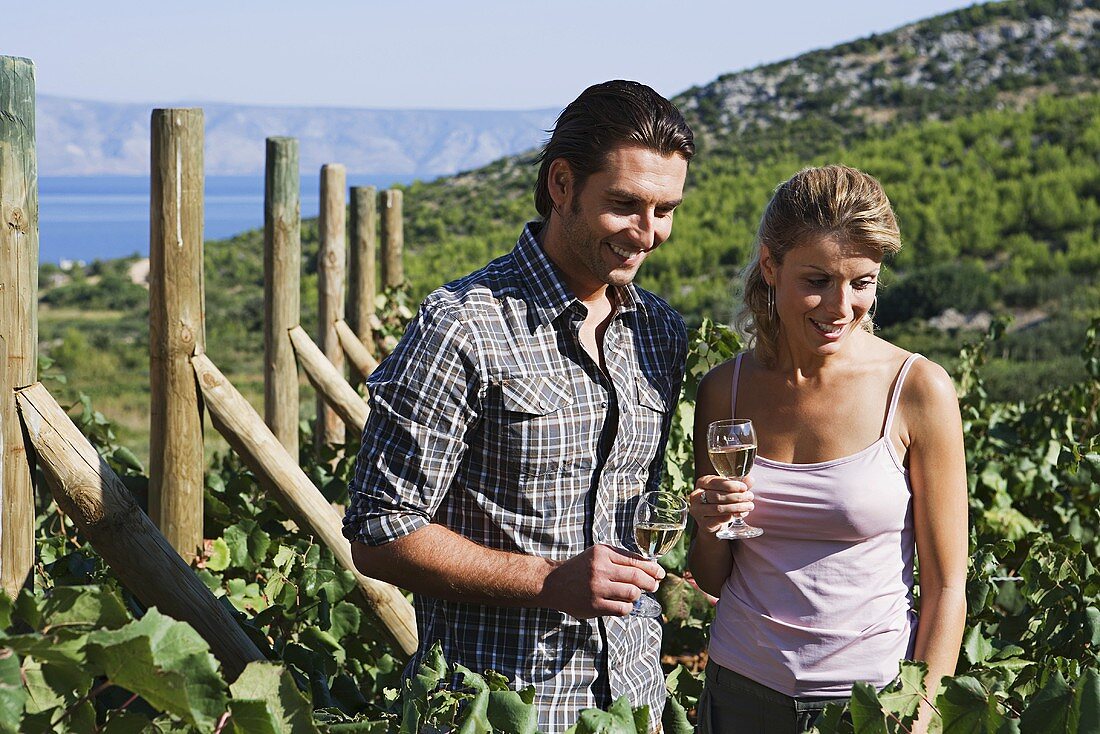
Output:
[
  {"xmin": 264, "ymin": 137, "xmax": 300, "ymax": 458},
  {"xmin": 149, "ymin": 108, "xmax": 205, "ymax": 560},
  {"xmin": 0, "ymin": 57, "xmax": 38, "ymax": 598},
  {"xmin": 348, "ymin": 185, "xmax": 376, "ymax": 384},
  {"xmin": 380, "ymin": 189, "xmax": 404, "ymax": 289},
  {"xmin": 317, "ymin": 164, "xmax": 346, "ymax": 449}
]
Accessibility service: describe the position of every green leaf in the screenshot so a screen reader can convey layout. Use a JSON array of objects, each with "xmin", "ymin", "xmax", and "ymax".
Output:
[
  {"xmin": 228, "ymin": 661, "xmax": 318, "ymax": 734},
  {"xmin": 3, "ymin": 629, "xmax": 90, "ymax": 668},
  {"xmin": 963, "ymin": 626, "xmax": 994, "ymax": 666},
  {"xmin": 111, "ymin": 445, "xmax": 145, "ymax": 473},
  {"xmin": 328, "ymin": 602, "xmax": 361, "ymax": 641},
  {"xmin": 0, "ymin": 593, "xmax": 11, "ymax": 631},
  {"xmin": 299, "ymin": 627, "xmax": 346, "ymax": 670},
  {"xmin": 99, "ymin": 710, "xmax": 158, "ymax": 733},
  {"xmin": 39, "ymin": 585, "xmax": 130, "ymax": 631},
  {"xmin": 876, "ymin": 661, "xmax": 926, "ymax": 726},
  {"xmin": 19, "ymin": 652, "xmax": 91, "ymax": 717},
  {"xmin": 0, "ymin": 648, "xmax": 27, "ymax": 734},
  {"xmin": 1020, "ymin": 671, "xmax": 1075, "ymax": 733},
  {"xmin": 849, "ymin": 681, "xmax": 888, "ymax": 734},
  {"xmin": 224, "ymin": 520, "xmax": 272, "ymax": 569},
  {"xmin": 272, "ymin": 545, "xmax": 296, "ymax": 569},
  {"xmin": 656, "ymin": 572, "xmax": 711, "ymax": 625},
  {"xmin": 227, "ymin": 699, "xmax": 281, "ymax": 734},
  {"xmin": 661, "ymin": 692, "xmax": 694, "ymax": 734},
  {"xmin": 813, "ymin": 701, "xmax": 853, "ymax": 733},
  {"xmin": 1075, "ymin": 668, "xmax": 1099, "ymax": 734},
  {"xmin": 1085, "ymin": 607, "xmax": 1100, "ymax": 647},
  {"xmin": 86, "ymin": 607, "xmax": 229, "ymax": 729},
  {"xmin": 226, "ymin": 578, "xmax": 267, "ymax": 613},
  {"xmin": 207, "ymin": 538, "xmax": 232, "ymax": 572},
  {"xmin": 571, "ymin": 696, "xmax": 642, "ymax": 734},
  {"xmin": 454, "ymin": 666, "xmax": 491, "ymax": 734},
  {"xmin": 487, "ymin": 689, "xmax": 539, "ymax": 734},
  {"xmin": 937, "ymin": 676, "xmax": 1004, "ymax": 734},
  {"xmin": 400, "ymin": 643, "xmax": 449, "ymax": 733},
  {"xmin": 52, "ymin": 699, "xmax": 97, "ymax": 733}
]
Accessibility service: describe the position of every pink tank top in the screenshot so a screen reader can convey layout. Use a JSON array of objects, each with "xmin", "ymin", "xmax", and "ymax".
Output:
[{"xmin": 707, "ymin": 352, "xmax": 921, "ymax": 698}]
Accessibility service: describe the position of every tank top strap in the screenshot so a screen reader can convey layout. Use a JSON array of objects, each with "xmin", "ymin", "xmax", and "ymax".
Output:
[
  {"xmin": 730, "ymin": 352, "xmax": 745, "ymax": 418},
  {"xmin": 882, "ymin": 353, "xmax": 924, "ymax": 438}
]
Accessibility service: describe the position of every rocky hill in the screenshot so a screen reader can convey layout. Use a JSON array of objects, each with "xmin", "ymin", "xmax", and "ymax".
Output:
[
  {"xmin": 677, "ymin": 0, "xmax": 1099, "ymax": 148},
  {"xmin": 398, "ymin": 0, "xmax": 1100, "ymax": 246}
]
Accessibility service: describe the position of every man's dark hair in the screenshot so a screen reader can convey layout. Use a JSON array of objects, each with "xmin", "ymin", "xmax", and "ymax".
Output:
[{"xmin": 533, "ymin": 80, "xmax": 695, "ymax": 218}]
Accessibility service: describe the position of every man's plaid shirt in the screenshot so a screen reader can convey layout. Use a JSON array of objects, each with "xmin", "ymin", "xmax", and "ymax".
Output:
[{"xmin": 343, "ymin": 222, "xmax": 687, "ymax": 733}]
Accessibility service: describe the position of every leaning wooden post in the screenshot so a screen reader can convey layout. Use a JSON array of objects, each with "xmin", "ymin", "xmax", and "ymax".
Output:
[
  {"xmin": 380, "ymin": 189, "xmax": 404, "ymax": 289},
  {"xmin": 264, "ymin": 137, "xmax": 300, "ymax": 458},
  {"xmin": 317, "ymin": 164, "xmax": 346, "ymax": 450},
  {"xmin": 15, "ymin": 383, "xmax": 264, "ymax": 679},
  {"xmin": 288, "ymin": 326, "xmax": 370, "ymax": 431},
  {"xmin": 191, "ymin": 353, "xmax": 417, "ymax": 656},
  {"xmin": 149, "ymin": 108, "xmax": 205, "ymax": 560},
  {"xmin": 347, "ymin": 185, "xmax": 377, "ymax": 386},
  {"xmin": 0, "ymin": 56, "xmax": 38, "ymax": 599},
  {"xmin": 335, "ymin": 319, "xmax": 379, "ymax": 379}
]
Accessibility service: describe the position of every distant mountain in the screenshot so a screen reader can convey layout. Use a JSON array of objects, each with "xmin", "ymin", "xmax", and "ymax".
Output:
[{"xmin": 36, "ymin": 95, "xmax": 558, "ymax": 178}]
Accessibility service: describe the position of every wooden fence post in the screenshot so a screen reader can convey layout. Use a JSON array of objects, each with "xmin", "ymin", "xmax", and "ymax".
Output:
[
  {"xmin": 264, "ymin": 137, "xmax": 300, "ymax": 458},
  {"xmin": 380, "ymin": 189, "xmax": 404, "ymax": 289},
  {"xmin": 348, "ymin": 185, "xmax": 377, "ymax": 386},
  {"xmin": 149, "ymin": 108, "xmax": 205, "ymax": 560},
  {"xmin": 317, "ymin": 164, "xmax": 346, "ymax": 449},
  {"xmin": 0, "ymin": 56, "xmax": 38, "ymax": 598},
  {"xmin": 15, "ymin": 383, "xmax": 264, "ymax": 679}
]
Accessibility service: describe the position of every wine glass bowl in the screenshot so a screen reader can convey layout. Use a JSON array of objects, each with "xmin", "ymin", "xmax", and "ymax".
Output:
[
  {"xmin": 630, "ymin": 490, "xmax": 688, "ymax": 618},
  {"xmin": 706, "ymin": 419, "xmax": 764, "ymax": 540}
]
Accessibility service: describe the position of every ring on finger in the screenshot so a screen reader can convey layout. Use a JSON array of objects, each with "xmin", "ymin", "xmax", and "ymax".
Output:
[{"xmin": 701, "ymin": 490, "xmax": 709, "ymax": 505}]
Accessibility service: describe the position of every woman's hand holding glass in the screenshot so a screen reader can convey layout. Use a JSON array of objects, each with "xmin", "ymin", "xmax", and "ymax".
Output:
[
  {"xmin": 689, "ymin": 475, "xmax": 756, "ymax": 535},
  {"xmin": 703, "ymin": 418, "xmax": 764, "ymax": 539}
]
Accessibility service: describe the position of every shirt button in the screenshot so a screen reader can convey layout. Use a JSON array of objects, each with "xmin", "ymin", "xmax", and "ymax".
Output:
[{"xmin": 599, "ymin": 401, "xmax": 608, "ymax": 408}]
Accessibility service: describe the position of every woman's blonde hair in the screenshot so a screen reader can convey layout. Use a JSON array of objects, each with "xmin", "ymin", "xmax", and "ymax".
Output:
[{"xmin": 736, "ymin": 165, "xmax": 902, "ymax": 366}]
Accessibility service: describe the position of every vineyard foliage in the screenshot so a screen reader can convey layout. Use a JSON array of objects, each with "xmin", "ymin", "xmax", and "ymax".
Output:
[
  {"xmin": 19, "ymin": 1, "xmax": 1100, "ymax": 729},
  {"xmin": 2, "ymin": 313, "xmax": 1098, "ymax": 732}
]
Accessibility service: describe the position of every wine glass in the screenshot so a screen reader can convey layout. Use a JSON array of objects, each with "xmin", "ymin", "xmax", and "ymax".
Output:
[
  {"xmin": 706, "ymin": 419, "xmax": 764, "ymax": 540},
  {"xmin": 630, "ymin": 490, "xmax": 688, "ymax": 618}
]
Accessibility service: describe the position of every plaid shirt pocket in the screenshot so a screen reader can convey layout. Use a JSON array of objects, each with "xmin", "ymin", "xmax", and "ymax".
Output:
[{"xmin": 499, "ymin": 375, "xmax": 576, "ymax": 477}]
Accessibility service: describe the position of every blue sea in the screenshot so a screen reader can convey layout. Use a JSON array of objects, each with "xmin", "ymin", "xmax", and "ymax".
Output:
[{"xmin": 38, "ymin": 174, "xmax": 417, "ymax": 264}]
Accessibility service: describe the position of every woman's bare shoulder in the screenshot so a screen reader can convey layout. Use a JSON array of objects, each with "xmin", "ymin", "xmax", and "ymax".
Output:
[
  {"xmin": 902, "ymin": 355, "xmax": 961, "ymax": 422},
  {"xmin": 696, "ymin": 353, "xmax": 745, "ymax": 420}
]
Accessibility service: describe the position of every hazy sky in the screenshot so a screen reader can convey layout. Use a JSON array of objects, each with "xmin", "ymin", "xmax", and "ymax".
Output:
[{"xmin": 9, "ymin": 1, "xmax": 987, "ymax": 110}]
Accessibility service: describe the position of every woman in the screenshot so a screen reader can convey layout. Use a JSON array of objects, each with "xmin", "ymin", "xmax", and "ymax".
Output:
[{"xmin": 688, "ymin": 165, "xmax": 968, "ymax": 733}]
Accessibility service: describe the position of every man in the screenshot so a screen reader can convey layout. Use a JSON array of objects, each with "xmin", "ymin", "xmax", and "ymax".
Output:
[{"xmin": 343, "ymin": 80, "xmax": 694, "ymax": 733}]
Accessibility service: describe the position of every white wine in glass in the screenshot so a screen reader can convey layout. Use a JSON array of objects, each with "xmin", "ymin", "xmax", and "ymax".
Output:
[
  {"xmin": 706, "ymin": 419, "xmax": 764, "ymax": 540},
  {"xmin": 630, "ymin": 491, "xmax": 688, "ymax": 619}
]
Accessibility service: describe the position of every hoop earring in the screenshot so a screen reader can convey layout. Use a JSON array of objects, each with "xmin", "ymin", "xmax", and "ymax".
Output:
[
  {"xmin": 767, "ymin": 286, "xmax": 776, "ymax": 323},
  {"xmin": 865, "ymin": 296, "xmax": 878, "ymax": 326}
]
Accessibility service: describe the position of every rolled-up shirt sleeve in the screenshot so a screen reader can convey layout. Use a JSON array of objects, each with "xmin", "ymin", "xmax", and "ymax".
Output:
[{"xmin": 342, "ymin": 301, "xmax": 481, "ymax": 545}]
